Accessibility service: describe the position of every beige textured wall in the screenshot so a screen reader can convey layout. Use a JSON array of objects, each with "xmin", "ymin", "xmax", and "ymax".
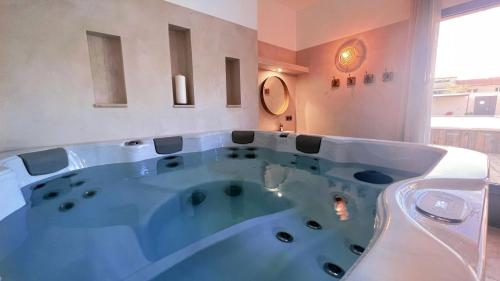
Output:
[
  {"xmin": 0, "ymin": 0, "xmax": 258, "ymax": 152},
  {"xmin": 164, "ymin": 0, "xmax": 257, "ymax": 29},
  {"xmin": 296, "ymin": 21, "xmax": 410, "ymax": 141}
]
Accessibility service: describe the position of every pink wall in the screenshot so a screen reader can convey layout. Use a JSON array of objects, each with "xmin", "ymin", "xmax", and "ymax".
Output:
[
  {"xmin": 258, "ymin": 41, "xmax": 296, "ymax": 64},
  {"xmin": 296, "ymin": 0, "xmax": 411, "ymax": 50},
  {"xmin": 257, "ymin": 0, "xmax": 297, "ymax": 50},
  {"xmin": 296, "ymin": 21, "xmax": 411, "ymax": 141},
  {"xmin": 256, "ymin": 0, "xmax": 473, "ymax": 139},
  {"xmin": 258, "ymin": 71, "xmax": 297, "ymax": 132},
  {"xmin": 258, "ymin": 41, "xmax": 297, "ymax": 132}
]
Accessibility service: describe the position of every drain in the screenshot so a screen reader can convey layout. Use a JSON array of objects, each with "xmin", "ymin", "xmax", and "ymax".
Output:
[
  {"xmin": 276, "ymin": 231, "xmax": 294, "ymax": 243},
  {"xmin": 227, "ymin": 153, "xmax": 238, "ymax": 159},
  {"xmin": 246, "ymin": 147, "xmax": 257, "ymax": 151},
  {"xmin": 306, "ymin": 220, "xmax": 322, "ymax": 230},
  {"xmin": 310, "ymin": 166, "xmax": 318, "ymax": 171},
  {"xmin": 59, "ymin": 202, "xmax": 75, "ymax": 212},
  {"xmin": 353, "ymin": 170, "xmax": 393, "ymax": 184},
  {"xmin": 190, "ymin": 191, "xmax": 206, "ymax": 206},
  {"xmin": 33, "ymin": 183, "xmax": 46, "ymax": 190},
  {"xmin": 323, "ymin": 262, "xmax": 345, "ymax": 278},
  {"xmin": 228, "ymin": 147, "xmax": 239, "ymax": 151},
  {"xmin": 350, "ymin": 244, "xmax": 365, "ymax": 256},
  {"xmin": 290, "ymin": 161, "xmax": 297, "ymax": 165},
  {"xmin": 61, "ymin": 173, "xmax": 78, "ymax": 179},
  {"xmin": 43, "ymin": 191, "xmax": 59, "ymax": 200},
  {"xmin": 224, "ymin": 184, "xmax": 243, "ymax": 197},
  {"xmin": 245, "ymin": 153, "xmax": 256, "ymax": 159},
  {"xmin": 164, "ymin": 155, "xmax": 178, "ymax": 160},
  {"xmin": 166, "ymin": 162, "xmax": 179, "ymax": 168},
  {"xmin": 83, "ymin": 190, "xmax": 97, "ymax": 199},
  {"xmin": 70, "ymin": 181, "xmax": 85, "ymax": 187}
]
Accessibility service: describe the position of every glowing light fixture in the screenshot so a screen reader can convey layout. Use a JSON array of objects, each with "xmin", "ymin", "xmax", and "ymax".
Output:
[
  {"xmin": 335, "ymin": 39, "xmax": 366, "ymax": 73},
  {"xmin": 338, "ymin": 47, "xmax": 357, "ymax": 66},
  {"xmin": 277, "ymin": 68, "xmax": 283, "ymax": 73}
]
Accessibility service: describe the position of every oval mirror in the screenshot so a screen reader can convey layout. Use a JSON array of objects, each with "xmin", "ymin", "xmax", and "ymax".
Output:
[{"xmin": 260, "ymin": 76, "xmax": 289, "ymax": 116}]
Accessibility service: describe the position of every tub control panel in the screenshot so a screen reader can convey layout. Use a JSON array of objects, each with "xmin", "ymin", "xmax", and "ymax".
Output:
[
  {"xmin": 405, "ymin": 181, "xmax": 487, "ymax": 279},
  {"xmin": 415, "ymin": 191, "xmax": 469, "ymax": 223}
]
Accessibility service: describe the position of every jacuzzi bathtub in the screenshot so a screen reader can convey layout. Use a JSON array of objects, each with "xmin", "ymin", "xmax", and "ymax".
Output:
[{"xmin": 0, "ymin": 131, "xmax": 489, "ymax": 281}]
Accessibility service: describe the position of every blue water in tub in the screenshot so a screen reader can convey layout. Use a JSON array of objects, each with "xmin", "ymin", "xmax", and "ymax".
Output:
[{"xmin": 0, "ymin": 147, "xmax": 416, "ymax": 281}]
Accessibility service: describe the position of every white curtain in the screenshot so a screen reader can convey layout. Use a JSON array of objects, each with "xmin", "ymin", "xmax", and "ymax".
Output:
[{"xmin": 403, "ymin": 0, "xmax": 442, "ymax": 143}]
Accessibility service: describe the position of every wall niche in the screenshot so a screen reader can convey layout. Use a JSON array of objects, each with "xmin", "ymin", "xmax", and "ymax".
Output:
[
  {"xmin": 86, "ymin": 31, "xmax": 127, "ymax": 107},
  {"xmin": 168, "ymin": 24, "xmax": 194, "ymax": 106},
  {"xmin": 225, "ymin": 57, "xmax": 241, "ymax": 107}
]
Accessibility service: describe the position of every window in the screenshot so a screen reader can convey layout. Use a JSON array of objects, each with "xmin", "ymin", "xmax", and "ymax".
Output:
[{"xmin": 431, "ymin": 5, "xmax": 500, "ymax": 185}]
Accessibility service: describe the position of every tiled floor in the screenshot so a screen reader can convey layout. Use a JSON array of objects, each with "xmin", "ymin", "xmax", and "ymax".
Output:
[{"xmin": 487, "ymin": 227, "xmax": 500, "ymax": 281}]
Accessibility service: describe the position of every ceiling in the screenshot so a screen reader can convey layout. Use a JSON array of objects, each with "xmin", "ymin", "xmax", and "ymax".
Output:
[{"xmin": 272, "ymin": 0, "xmax": 322, "ymax": 11}]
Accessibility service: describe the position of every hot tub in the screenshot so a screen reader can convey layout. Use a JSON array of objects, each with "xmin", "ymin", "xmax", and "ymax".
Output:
[{"xmin": 0, "ymin": 131, "xmax": 489, "ymax": 281}]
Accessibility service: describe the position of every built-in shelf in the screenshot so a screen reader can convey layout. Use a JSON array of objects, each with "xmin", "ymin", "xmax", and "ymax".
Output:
[
  {"xmin": 226, "ymin": 104, "xmax": 242, "ymax": 108},
  {"xmin": 169, "ymin": 24, "xmax": 194, "ymax": 106},
  {"xmin": 225, "ymin": 57, "xmax": 241, "ymax": 106},
  {"xmin": 173, "ymin": 104, "xmax": 195, "ymax": 108},
  {"xmin": 258, "ymin": 57, "xmax": 309, "ymax": 76},
  {"xmin": 86, "ymin": 31, "xmax": 127, "ymax": 106},
  {"xmin": 93, "ymin": 103, "xmax": 128, "ymax": 108}
]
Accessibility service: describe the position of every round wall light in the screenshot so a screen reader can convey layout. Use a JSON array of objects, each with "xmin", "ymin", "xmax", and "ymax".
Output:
[{"xmin": 335, "ymin": 39, "xmax": 366, "ymax": 73}]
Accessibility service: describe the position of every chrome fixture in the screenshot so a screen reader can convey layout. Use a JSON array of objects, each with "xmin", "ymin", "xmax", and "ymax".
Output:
[
  {"xmin": 383, "ymin": 69, "xmax": 394, "ymax": 82},
  {"xmin": 347, "ymin": 74, "xmax": 356, "ymax": 87},
  {"xmin": 364, "ymin": 72, "xmax": 375, "ymax": 84}
]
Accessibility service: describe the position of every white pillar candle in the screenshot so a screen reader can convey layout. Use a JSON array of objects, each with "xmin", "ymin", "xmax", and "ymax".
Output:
[{"xmin": 174, "ymin": 75, "xmax": 187, "ymax": 104}]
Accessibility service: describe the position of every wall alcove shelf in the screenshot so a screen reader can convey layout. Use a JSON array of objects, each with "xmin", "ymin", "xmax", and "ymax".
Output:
[
  {"xmin": 86, "ymin": 31, "xmax": 128, "ymax": 107},
  {"xmin": 172, "ymin": 104, "xmax": 195, "ymax": 108},
  {"xmin": 258, "ymin": 57, "xmax": 309, "ymax": 76},
  {"xmin": 226, "ymin": 57, "xmax": 241, "ymax": 107},
  {"xmin": 169, "ymin": 24, "xmax": 195, "ymax": 106}
]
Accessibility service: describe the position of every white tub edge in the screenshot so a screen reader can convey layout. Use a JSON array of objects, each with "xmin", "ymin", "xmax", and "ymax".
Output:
[{"xmin": 0, "ymin": 130, "xmax": 489, "ymax": 281}]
